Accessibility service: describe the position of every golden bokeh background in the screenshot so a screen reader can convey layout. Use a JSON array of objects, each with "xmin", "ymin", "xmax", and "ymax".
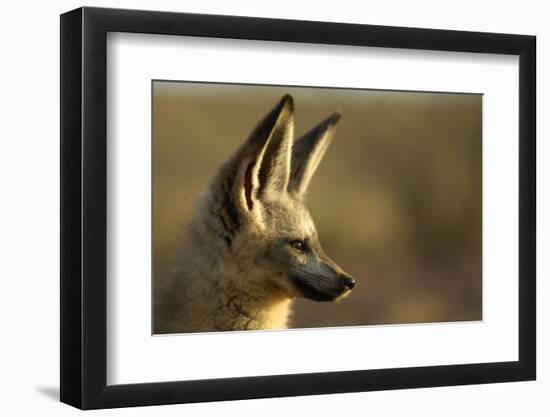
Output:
[{"xmin": 153, "ymin": 81, "xmax": 482, "ymax": 329}]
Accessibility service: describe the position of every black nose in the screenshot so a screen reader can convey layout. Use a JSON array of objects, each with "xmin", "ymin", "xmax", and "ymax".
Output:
[{"xmin": 341, "ymin": 275, "xmax": 355, "ymax": 290}]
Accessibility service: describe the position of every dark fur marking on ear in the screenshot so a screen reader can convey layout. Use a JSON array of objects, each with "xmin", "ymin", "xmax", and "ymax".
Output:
[
  {"xmin": 221, "ymin": 176, "xmax": 241, "ymax": 231},
  {"xmin": 206, "ymin": 172, "xmax": 242, "ymax": 248},
  {"xmin": 244, "ymin": 160, "xmax": 255, "ymax": 210}
]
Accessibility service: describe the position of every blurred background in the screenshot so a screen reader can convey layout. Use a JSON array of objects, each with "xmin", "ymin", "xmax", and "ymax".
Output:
[{"xmin": 153, "ymin": 81, "xmax": 482, "ymax": 329}]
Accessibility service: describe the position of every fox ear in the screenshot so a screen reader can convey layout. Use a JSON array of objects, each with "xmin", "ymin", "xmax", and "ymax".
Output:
[
  {"xmin": 212, "ymin": 95, "xmax": 294, "ymax": 221},
  {"xmin": 254, "ymin": 95, "xmax": 294, "ymax": 200},
  {"xmin": 288, "ymin": 112, "xmax": 341, "ymax": 198}
]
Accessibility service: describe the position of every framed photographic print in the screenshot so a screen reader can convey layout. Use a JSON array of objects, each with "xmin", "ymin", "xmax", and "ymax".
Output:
[{"xmin": 60, "ymin": 6, "xmax": 536, "ymax": 409}]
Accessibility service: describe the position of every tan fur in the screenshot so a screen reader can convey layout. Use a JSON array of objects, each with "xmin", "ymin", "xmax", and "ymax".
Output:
[{"xmin": 155, "ymin": 95, "xmax": 352, "ymax": 334}]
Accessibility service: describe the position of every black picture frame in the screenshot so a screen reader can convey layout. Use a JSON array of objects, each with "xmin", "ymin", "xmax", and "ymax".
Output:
[{"xmin": 60, "ymin": 6, "xmax": 536, "ymax": 410}]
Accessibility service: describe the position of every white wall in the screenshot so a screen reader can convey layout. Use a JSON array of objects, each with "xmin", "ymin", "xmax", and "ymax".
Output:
[{"xmin": 0, "ymin": 1, "xmax": 545, "ymax": 415}]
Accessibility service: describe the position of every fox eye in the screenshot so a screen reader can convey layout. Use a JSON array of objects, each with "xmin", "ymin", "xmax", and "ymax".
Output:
[{"xmin": 289, "ymin": 240, "xmax": 306, "ymax": 252}]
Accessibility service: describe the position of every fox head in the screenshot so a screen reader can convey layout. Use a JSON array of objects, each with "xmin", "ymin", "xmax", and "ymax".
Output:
[{"xmin": 200, "ymin": 94, "xmax": 355, "ymax": 302}]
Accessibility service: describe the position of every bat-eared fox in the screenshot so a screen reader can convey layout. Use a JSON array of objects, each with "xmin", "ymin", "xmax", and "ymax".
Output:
[{"xmin": 155, "ymin": 95, "xmax": 355, "ymax": 333}]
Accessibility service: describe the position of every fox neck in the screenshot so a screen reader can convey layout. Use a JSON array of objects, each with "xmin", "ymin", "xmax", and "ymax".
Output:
[
  {"xmin": 157, "ymin": 224, "xmax": 294, "ymax": 333},
  {"xmin": 194, "ymin": 248, "xmax": 295, "ymax": 331},
  {"xmin": 196, "ymin": 193, "xmax": 294, "ymax": 331},
  {"xmin": 212, "ymin": 282, "xmax": 293, "ymax": 331},
  {"xmin": 167, "ymin": 263, "xmax": 293, "ymax": 332}
]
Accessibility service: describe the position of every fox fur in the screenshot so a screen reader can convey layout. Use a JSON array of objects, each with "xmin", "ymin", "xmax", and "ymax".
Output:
[{"xmin": 155, "ymin": 95, "xmax": 355, "ymax": 334}]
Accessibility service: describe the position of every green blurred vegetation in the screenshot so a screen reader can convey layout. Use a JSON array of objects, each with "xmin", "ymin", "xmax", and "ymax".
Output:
[{"xmin": 153, "ymin": 81, "xmax": 482, "ymax": 328}]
